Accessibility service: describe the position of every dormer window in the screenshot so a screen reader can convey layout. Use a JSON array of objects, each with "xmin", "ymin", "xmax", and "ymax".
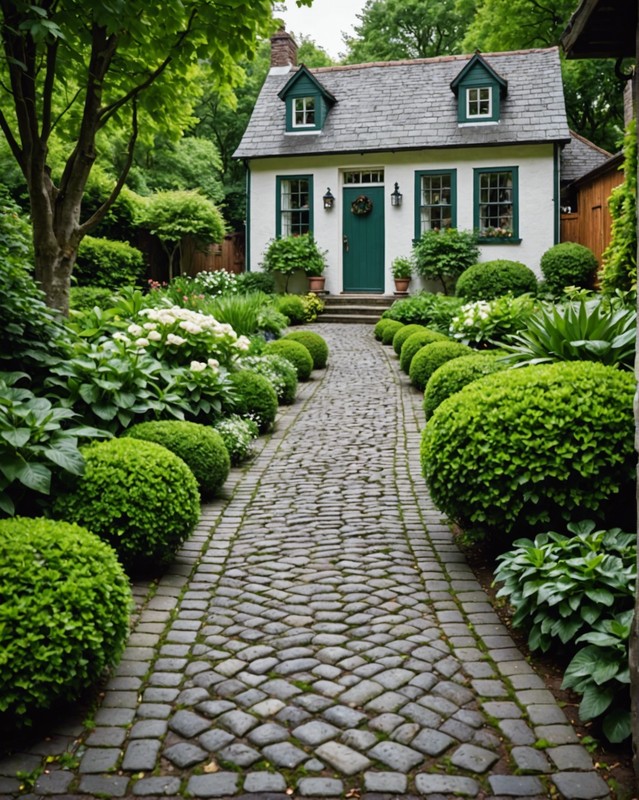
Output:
[
  {"xmin": 293, "ymin": 96, "xmax": 316, "ymax": 128},
  {"xmin": 451, "ymin": 53, "xmax": 507, "ymax": 125},
  {"xmin": 467, "ymin": 87, "xmax": 492, "ymax": 119}
]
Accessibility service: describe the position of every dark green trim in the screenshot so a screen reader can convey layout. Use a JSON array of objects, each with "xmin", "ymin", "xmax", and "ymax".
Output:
[
  {"xmin": 275, "ymin": 174, "xmax": 314, "ymax": 237},
  {"xmin": 452, "ymin": 54, "xmax": 507, "ymax": 124},
  {"xmin": 473, "ymin": 166, "xmax": 520, "ymax": 243},
  {"xmin": 414, "ymin": 169, "xmax": 457, "ymax": 240},
  {"xmin": 279, "ymin": 66, "xmax": 335, "ymax": 133},
  {"xmin": 245, "ymin": 163, "xmax": 251, "ymax": 271}
]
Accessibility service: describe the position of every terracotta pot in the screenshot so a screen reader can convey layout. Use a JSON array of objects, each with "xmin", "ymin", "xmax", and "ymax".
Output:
[
  {"xmin": 308, "ymin": 275, "xmax": 326, "ymax": 292},
  {"xmin": 393, "ymin": 277, "xmax": 411, "ymax": 294}
]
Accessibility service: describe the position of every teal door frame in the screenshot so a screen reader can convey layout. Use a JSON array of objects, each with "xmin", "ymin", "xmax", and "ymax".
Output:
[{"xmin": 342, "ymin": 186, "xmax": 385, "ymax": 292}]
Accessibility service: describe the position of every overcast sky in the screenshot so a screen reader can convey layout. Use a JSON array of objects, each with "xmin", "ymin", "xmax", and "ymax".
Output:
[{"xmin": 276, "ymin": 0, "xmax": 367, "ymax": 60}]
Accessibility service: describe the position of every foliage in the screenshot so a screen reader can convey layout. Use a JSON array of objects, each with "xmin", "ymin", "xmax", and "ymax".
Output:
[
  {"xmin": 499, "ymin": 295, "xmax": 636, "ymax": 370},
  {"xmin": 421, "ymin": 362, "xmax": 635, "ymax": 536},
  {"xmin": 140, "ymin": 191, "xmax": 226, "ymax": 280},
  {"xmin": 455, "ymin": 260, "xmax": 537, "ymax": 301},
  {"xmin": 391, "ymin": 256, "xmax": 414, "ymax": 279},
  {"xmin": 205, "ymin": 292, "xmax": 284, "ymax": 338},
  {"xmin": 0, "ymin": 373, "xmax": 108, "ymax": 517},
  {"xmin": 374, "ymin": 317, "xmax": 398, "ymax": 341},
  {"xmin": 449, "ymin": 293, "xmax": 537, "ymax": 348},
  {"xmin": 277, "ymin": 294, "xmax": 308, "ymax": 326},
  {"xmin": 235, "ymin": 271, "xmax": 276, "ymax": 295},
  {"xmin": 261, "ymin": 235, "xmax": 327, "ymax": 278},
  {"xmin": 263, "ymin": 339, "xmax": 314, "ymax": 382},
  {"xmin": 412, "ymin": 229, "xmax": 479, "ymax": 294},
  {"xmin": 540, "ymin": 243, "xmax": 598, "ymax": 295},
  {"xmin": 494, "ymin": 520, "xmax": 635, "ymax": 653},
  {"xmin": 239, "ymin": 354, "xmax": 298, "ymax": 405},
  {"xmin": 69, "ymin": 287, "xmax": 117, "ymax": 313},
  {"xmin": 381, "ymin": 320, "xmax": 405, "ymax": 345},
  {"xmin": 125, "ymin": 420, "xmax": 230, "ymax": 499},
  {"xmin": 600, "ymin": 121, "xmax": 637, "ymax": 294},
  {"xmin": 409, "ymin": 341, "xmax": 474, "ymax": 391},
  {"xmin": 344, "ymin": 0, "xmax": 469, "ymax": 62},
  {"xmin": 227, "ymin": 370, "xmax": 278, "ymax": 434},
  {"xmin": 423, "ymin": 352, "xmax": 505, "ymax": 419},
  {"xmin": 0, "ymin": 517, "xmax": 131, "ymax": 726},
  {"xmin": 53, "ymin": 438, "xmax": 200, "ymax": 572},
  {"xmin": 562, "ymin": 610, "xmax": 632, "ymax": 743},
  {"xmin": 283, "ymin": 331, "xmax": 329, "ymax": 369},
  {"xmin": 193, "ymin": 270, "xmax": 240, "ymax": 296},
  {"xmin": 74, "ymin": 236, "xmax": 145, "ymax": 290},
  {"xmin": 392, "ymin": 324, "xmax": 426, "ymax": 356},
  {"xmin": 213, "ymin": 414, "xmax": 259, "ymax": 465},
  {"xmin": 300, "ymin": 292, "xmax": 326, "ymax": 322},
  {"xmin": 383, "ymin": 292, "xmax": 464, "ymax": 332},
  {"xmin": 399, "ymin": 329, "xmax": 449, "ymax": 373}
]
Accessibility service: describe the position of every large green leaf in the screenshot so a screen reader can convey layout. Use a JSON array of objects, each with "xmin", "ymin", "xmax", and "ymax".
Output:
[
  {"xmin": 602, "ymin": 708, "xmax": 632, "ymax": 743},
  {"xmin": 0, "ymin": 428, "xmax": 31, "ymax": 448},
  {"xmin": 14, "ymin": 461, "xmax": 51, "ymax": 494},
  {"xmin": 579, "ymin": 684, "xmax": 615, "ymax": 720}
]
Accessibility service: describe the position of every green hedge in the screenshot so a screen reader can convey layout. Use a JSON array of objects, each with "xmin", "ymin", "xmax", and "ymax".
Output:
[
  {"xmin": 540, "ymin": 242, "xmax": 598, "ymax": 294},
  {"xmin": 0, "ymin": 517, "xmax": 131, "ymax": 726},
  {"xmin": 284, "ymin": 330, "xmax": 329, "ymax": 369},
  {"xmin": 455, "ymin": 260, "xmax": 537, "ymax": 301},
  {"xmin": 392, "ymin": 324, "xmax": 426, "ymax": 356},
  {"xmin": 381, "ymin": 320, "xmax": 404, "ymax": 345},
  {"xmin": 399, "ymin": 329, "xmax": 449, "ymax": 373},
  {"xmin": 409, "ymin": 340, "xmax": 474, "ymax": 391},
  {"xmin": 125, "ymin": 420, "xmax": 230, "ymax": 499},
  {"xmin": 421, "ymin": 362, "xmax": 635, "ymax": 536},
  {"xmin": 264, "ymin": 339, "xmax": 314, "ymax": 381},
  {"xmin": 74, "ymin": 235, "xmax": 145, "ymax": 290},
  {"xmin": 228, "ymin": 370, "xmax": 278, "ymax": 433},
  {"xmin": 54, "ymin": 438, "xmax": 200, "ymax": 572},
  {"xmin": 277, "ymin": 294, "xmax": 307, "ymax": 325},
  {"xmin": 374, "ymin": 318, "xmax": 397, "ymax": 340},
  {"xmin": 423, "ymin": 353, "xmax": 506, "ymax": 420}
]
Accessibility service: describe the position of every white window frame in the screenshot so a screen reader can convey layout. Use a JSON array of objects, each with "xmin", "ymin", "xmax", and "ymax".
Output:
[
  {"xmin": 466, "ymin": 86, "xmax": 492, "ymax": 119},
  {"xmin": 293, "ymin": 96, "xmax": 316, "ymax": 128}
]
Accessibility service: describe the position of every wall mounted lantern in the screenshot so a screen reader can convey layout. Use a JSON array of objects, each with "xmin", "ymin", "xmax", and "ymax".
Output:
[
  {"xmin": 390, "ymin": 182, "xmax": 403, "ymax": 207},
  {"xmin": 323, "ymin": 188, "xmax": 335, "ymax": 210}
]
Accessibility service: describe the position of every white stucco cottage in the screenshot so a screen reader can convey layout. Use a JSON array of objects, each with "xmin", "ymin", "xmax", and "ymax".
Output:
[{"xmin": 234, "ymin": 30, "xmax": 605, "ymax": 295}]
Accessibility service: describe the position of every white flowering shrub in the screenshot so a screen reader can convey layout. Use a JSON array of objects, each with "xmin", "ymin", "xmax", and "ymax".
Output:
[
  {"xmin": 449, "ymin": 293, "xmax": 536, "ymax": 347},
  {"xmin": 194, "ymin": 270, "xmax": 239, "ymax": 296},
  {"xmin": 214, "ymin": 414, "xmax": 259, "ymax": 465},
  {"xmin": 237, "ymin": 354, "xmax": 298, "ymax": 405}
]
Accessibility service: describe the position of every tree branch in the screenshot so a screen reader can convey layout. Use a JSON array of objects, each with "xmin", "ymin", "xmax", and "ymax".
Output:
[
  {"xmin": 41, "ymin": 37, "xmax": 59, "ymax": 139},
  {"xmin": 0, "ymin": 107, "xmax": 24, "ymax": 170}
]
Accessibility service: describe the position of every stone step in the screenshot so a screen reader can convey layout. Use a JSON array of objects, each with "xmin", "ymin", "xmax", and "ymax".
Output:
[{"xmin": 318, "ymin": 293, "xmax": 399, "ymax": 324}]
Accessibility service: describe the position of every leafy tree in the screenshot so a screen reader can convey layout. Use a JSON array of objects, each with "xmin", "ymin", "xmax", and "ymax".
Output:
[
  {"xmin": 140, "ymin": 190, "xmax": 226, "ymax": 279},
  {"xmin": 344, "ymin": 0, "xmax": 471, "ymax": 62},
  {"xmin": 0, "ymin": 1, "xmax": 310, "ymax": 314}
]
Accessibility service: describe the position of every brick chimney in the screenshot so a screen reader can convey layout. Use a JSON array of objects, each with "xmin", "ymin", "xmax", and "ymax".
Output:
[{"xmin": 270, "ymin": 26, "xmax": 298, "ymax": 69}]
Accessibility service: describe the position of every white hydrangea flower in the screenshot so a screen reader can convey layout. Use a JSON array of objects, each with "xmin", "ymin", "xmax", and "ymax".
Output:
[
  {"xmin": 143, "ymin": 322, "xmax": 157, "ymax": 331},
  {"xmin": 113, "ymin": 331, "xmax": 130, "ymax": 343},
  {"xmin": 235, "ymin": 336, "xmax": 251, "ymax": 351},
  {"xmin": 207, "ymin": 358, "xmax": 220, "ymax": 369},
  {"xmin": 147, "ymin": 330, "xmax": 162, "ymax": 341},
  {"xmin": 134, "ymin": 337, "xmax": 149, "ymax": 347},
  {"xmin": 166, "ymin": 334, "xmax": 186, "ymax": 346},
  {"xmin": 127, "ymin": 323, "xmax": 144, "ymax": 336},
  {"xmin": 190, "ymin": 360, "xmax": 207, "ymax": 372}
]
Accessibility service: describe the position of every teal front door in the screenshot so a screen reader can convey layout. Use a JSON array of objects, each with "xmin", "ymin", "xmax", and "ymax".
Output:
[{"xmin": 342, "ymin": 186, "xmax": 385, "ymax": 292}]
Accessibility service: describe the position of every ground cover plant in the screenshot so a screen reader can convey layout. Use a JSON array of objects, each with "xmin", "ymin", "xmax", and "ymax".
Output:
[
  {"xmin": 0, "ymin": 517, "xmax": 131, "ymax": 727},
  {"xmin": 409, "ymin": 340, "xmax": 474, "ymax": 391},
  {"xmin": 421, "ymin": 361, "xmax": 635, "ymax": 537},
  {"xmin": 214, "ymin": 415, "xmax": 259, "ymax": 465},
  {"xmin": 54, "ymin": 438, "xmax": 200, "ymax": 572},
  {"xmin": 455, "ymin": 259, "xmax": 537, "ymax": 301},
  {"xmin": 283, "ymin": 330, "xmax": 329, "ymax": 369},
  {"xmin": 125, "ymin": 420, "xmax": 230, "ymax": 499},
  {"xmin": 398, "ymin": 329, "xmax": 449, "ymax": 373}
]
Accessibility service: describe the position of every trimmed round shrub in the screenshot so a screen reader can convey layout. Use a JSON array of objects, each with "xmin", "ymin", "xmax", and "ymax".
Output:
[
  {"xmin": 276, "ymin": 294, "xmax": 307, "ymax": 325},
  {"xmin": 125, "ymin": 420, "xmax": 230, "ymax": 499},
  {"xmin": 421, "ymin": 362, "xmax": 635, "ymax": 536},
  {"xmin": 423, "ymin": 353, "xmax": 506, "ymax": 420},
  {"xmin": 392, "ymin": 324, "xmax": 426, "ymax": 356},
  {"xmin": 228, "ymin": 370, "xmax": 278, "ymax": 433},
  {"xmin": 381, "ymin": 320, "xmax": 404, "ymax": 345},
  {"xmin": 374, "ymin": 317, "xmax": 397, "ymax": 340},
  {"xmin": 53, "ymin": 438, "xmax": 200, "ymax": 572},
  {"xmin": 455, "ymin": 260, "xmax": 538, "ymax": 301},
  {"xmin": 284, "ymin": 330, "xmax": 329, "ymax": 369},
  {"xmin": 264, "ymin": 339, "xmax": 314, "ymax": 381},
  {"xmin": 399, "ymin": 329, "xmax": 449, "ymax": 373},
  {"xmin": 240, "ymin": 354, "xmax": 298, "ymax": 405},
  {"xmin": 409, "ymin": 340, "xmax": 474, "ymax": 390},
  {"xmin": 540, "ymin": 242, "xmax": 598, "ymax": 294},
  {"xmin": 0, "ymin": 517, "xmax": 131, "ymax": 726},
  {"xmin": 74, "ymin": 235, "xmax": 145, "ymax": 289}
]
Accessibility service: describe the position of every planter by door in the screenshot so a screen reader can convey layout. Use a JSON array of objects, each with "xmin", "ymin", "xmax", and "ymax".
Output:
[
  {"xmin": 342, "ymin": 186, "xmax": 385, "ymax": 292},
  {"xmin": 393, "ymin": 277, "xmax": 411, "ymax": 294},
  {"xmin": 308, "ymin": 276, "xmax": 326, "ymax": 292}
]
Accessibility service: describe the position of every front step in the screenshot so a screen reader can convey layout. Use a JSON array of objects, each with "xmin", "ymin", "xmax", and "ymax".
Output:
[{"xmin": 318, "ymin": 293, "xmax": 401, "ymax": 324}]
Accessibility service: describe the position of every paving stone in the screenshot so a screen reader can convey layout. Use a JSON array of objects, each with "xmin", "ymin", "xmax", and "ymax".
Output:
[
  {"xmin": 218, "ymin": 709, "xmax": 259, "ymax": 736},
  {"xmin": 322, "ymin": 705, "xmax": 367, "ymax": 728},
  {"xmin": 551, "ymin": 771, "xmax": 611, "ymax": 799},
  {"xmin": 339, "ymin": 680, "xmax": 384, "ymax": 706},
  {"xmin": 79, "ymin": 747, "xmax": 121, "ymax": 773},
  {"xmin": 296, "ymin": 777, "xmax": 344, "ymax": 796},
  {"xmin": 414, "ymin": 774, "xmax": 479, "ymax": 796},
  {"xmin": 85, "ymin": 727, "xmax": 128, "ymax": 746},
  {"xmin": 247, "ymin": 722, "xmax": 290, "ymax": 746},
  {"xmin": 341, "ymin": 729, "xmax": 377, "ymax": 750},
  {"xmin": 391, "ymin": 722, "xmax": 421, "ymax": 744},
  {"xmin": 368, "ymin": 741, "xmax": 423, "ymax": 772},
  {"xmin": 450, "ymin": 743, "xmax": 499, "ymax": 773},
  {"xmin": 197, "ymin": 700, "xmax": 236, "ymax": 718},
  {"xmin": 163, "ymin": 742, "xmax": 208, "ymax": 768},
  {"xmin": 187, "ymin": 772, "xmax": 239, "ymax": 797},
  {"xmin": 218, "ymin": 743, "xmax": 262, "ymax": 767},
  {"xmin": 198, "ymin": 729, "xmax": 236, "ymax": 752},
  {"xmin": 122, "ymin": 739, "xmax": 162, "ymax": 771},
  {"xmin": 366, "ymin": 691, "xmax": 408, "ymax": 713},
  {"xmin": 132, "ymin": 776, "xmax": 182, "ymax": 795},
  {"xmin": 316, "ymin": 741, "xmax": 372, "ymax": 775},
  {"xmin": 293, "ymin": 720, "xmax": 339, "ymax": 745},
  {"xmin": 78, "ymin": 775, "xmax": 130, "ymax": 796},
  {"xmin": 34, "ymin": 771, "xmax": 74, "ymax": 794},
  {"xmin": 262, "ymin": 742, "xmax": 308, "ymax": 768},
  {"xmin": 410, "ymin": 728, "xmax": 455, "ymax": 756},
  {"xmin": 511, "ymin": 745, "xmax": 552, "ymax": 773},
  {"xmin": 548, "ymin": 745, "xmax": 596, "ymax": 771},
  {"xmin": 295, "ymin": 693, "xmax": 335, "ymax": 712},
  {"xmin": 364, "ymin": 771, "xmax": 408, "ymax": 793},
  {"xmin": 243, "ymin": 772, "xmax": 287, "ymax": 793},
  {"xmin": 169, "ymin": 709, "xmax": 211, "ymax": 738},
  {"xmin": 260, "ymin": 680, "xmax": 302, "ymax": 700}
]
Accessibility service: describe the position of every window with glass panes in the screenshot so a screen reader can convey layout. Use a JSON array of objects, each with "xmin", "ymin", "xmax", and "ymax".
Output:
[
  {"xmin": 467, "ymin": 87, "xmax": 492, "ymax": 118},
  {"xmin": 293, "ymin": 97, "xmax": 316, "ymax": 128},
  {"xmin": 277, "ymin": 176, "xmax": 312, "ymax": 236},
  {"xmin": 475, "ymin": 168, "xmax": 518, "ymax": 238},
  {"xmin": 418, "ymin": 172, "xmax": 455, "ymax": 233}
]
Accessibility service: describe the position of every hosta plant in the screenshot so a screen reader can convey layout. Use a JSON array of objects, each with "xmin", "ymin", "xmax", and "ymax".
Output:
[
  {"xmin": 562, "ymin": 610, "xmax": 632, "ymax": 743},
  {"xmin": 500, "ymin": 296, "xmax": 635, "ymax": 370},
  {"xmin": 493, "ymin": 521, "xmax": 635, "ymax": 654},
  {"xmin": 449, "ymin": 293, "xmax": 537, "ymax": 348}
]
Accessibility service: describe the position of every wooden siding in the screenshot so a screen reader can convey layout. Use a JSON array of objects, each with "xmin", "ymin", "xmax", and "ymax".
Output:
[{"xmin": 560, "ymin": 167, "xmax": 624, "ymax": 264}]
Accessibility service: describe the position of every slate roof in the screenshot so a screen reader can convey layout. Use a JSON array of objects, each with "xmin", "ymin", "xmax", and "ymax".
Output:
[
  {"xmin": 234, "ymin": 48, "xmax": 571, "ymax": 160},
  {"xmin": 560, "ymin": 130, "xmax": 614, "ymax": 183}
]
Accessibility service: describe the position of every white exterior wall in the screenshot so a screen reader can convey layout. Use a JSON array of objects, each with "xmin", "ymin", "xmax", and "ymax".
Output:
[{"xmin": 247, "ymin": 144, "xmax": 557, "ymax": 295}]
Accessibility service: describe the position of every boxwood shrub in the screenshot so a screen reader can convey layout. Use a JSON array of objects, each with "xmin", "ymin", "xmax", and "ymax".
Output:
[
  {"xmin": 53, "ymin": 438, "xmax": 200, "ymax": 572},
  {"xmin": 392, "ymin": 324, "xmax": 426, "ymax": 356},
  {"xmin": 284, "ymin": 330, "xmax": 329, "ymax": 369},
  {"xmin": 0, "ymin": 517, "xmax": 131, "ymax": 726},
  {"xmin": 540, "ymin": 242, "xmax": 598, "ymax": 294},
  {"xmin": 455, "ymin": 260, "xmax": 538, "ymax": 301},
  {"xmin": 74, "ymin": 235, "xmax": 145, "ymax": 289},
  {"xmin": 264, "ymin": 339, "xmax": 314, "ymax": 381},
  {"xmin": 399, "ymin": 329, "xmax": 449, "ymax": 373},
  {"xmin": 374, "ymin": 318, "xmax": 397, "ymax": 340},
  {"xmin": 409, "ymin": 340, "xmax": 474, "ymax": 391},
  {"xmin": 276, "ymin": 294, "xmax": 307, "ymax": 325},
  {"xmin": 125, "ymin": 420, "xmax": 230, "ymax": 499},
  {"xmin": 240, "ymin": 353, "xmax": 298, "ymax": 405},
  {"xmin": 228, "ymin": 370, "xmax": 278, "ymax": 433},
  {"xmin": 381, "ymin": 320, "xmax": 404, "ymax": 345},
  {"xmin": 423, "ymin": 352, "xmax": 506, "ymax": 420},
  {"xmin": 421, "ymin": 362, "xmax": 635, "ymax": 537}
]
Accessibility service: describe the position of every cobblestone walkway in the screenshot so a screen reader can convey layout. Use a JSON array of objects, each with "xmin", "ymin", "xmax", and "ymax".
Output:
[{"xmin": 1, "ymin": 324, "xmax": 610, "ymax": 800}]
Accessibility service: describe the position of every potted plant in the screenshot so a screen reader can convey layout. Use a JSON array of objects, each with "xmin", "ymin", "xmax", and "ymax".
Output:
[
  {"xmin": 391, "ymin": 255, "xmax": 413, "ymax": 294},
  {"xmin": 261, "ymin": 234, "xmax": 327, "ymax": 293}
]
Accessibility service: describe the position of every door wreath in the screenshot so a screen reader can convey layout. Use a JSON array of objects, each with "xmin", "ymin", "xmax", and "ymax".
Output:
[{"xmin": 351, "ymin": 194, "xmax": 373, "ymax": 216}]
